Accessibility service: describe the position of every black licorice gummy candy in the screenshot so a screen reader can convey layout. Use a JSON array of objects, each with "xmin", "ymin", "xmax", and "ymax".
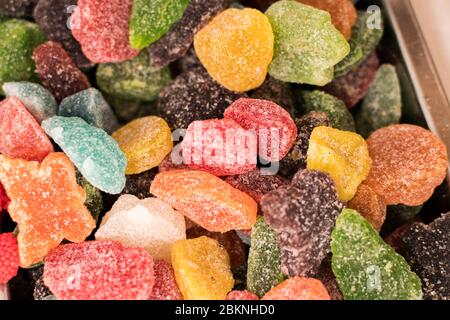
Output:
[{"xmin": 0, "ymin": 0, "xmax": 38, "ymax": 17}]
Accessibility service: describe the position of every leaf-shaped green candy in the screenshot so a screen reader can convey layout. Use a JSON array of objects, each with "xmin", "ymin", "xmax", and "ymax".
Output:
[
  {"xmin": 265, "ymin": 0, "xmax": 350, "ymax": 86},
  {"xmin": 331, "ymin": 209, "xmax": 423, "ymax": 300}
]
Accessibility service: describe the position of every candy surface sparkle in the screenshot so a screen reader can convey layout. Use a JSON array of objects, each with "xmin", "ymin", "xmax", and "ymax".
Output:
[
  {"xmin": 0, "ymin": 233, "xmax": 20, "ymax": 284},
  {"xmin": 227, "ymin": 290, "xmax": 259, "ymax": 300},
  {"xmin": 347, "ymin": 184, "xmax": 386, "ymax": 231},
  {"xmin": 262, "ymin": 277, "xmax": 330, "ymax": 300},
  {"xmin": 149, "ymin": 260, "xmax": 183, "ymax": 300}
]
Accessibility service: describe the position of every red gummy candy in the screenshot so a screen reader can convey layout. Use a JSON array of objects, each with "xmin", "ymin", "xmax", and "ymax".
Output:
[
  {"xmin": 0, "ymin": 97, "xmax": 54, "ymax": 162},
  {"xmin": 227, "ymin": 290, "xmax": 259, "ymax": 300},
  {"xmin": 0, "ymin": 233, "xmax": 20, "ymax": 284},
  {"xmin": 182, "ymin": 118, "xmax": 257, "ymax": 176},
  {"xmin": 44, "ymin": 241, "xmax": 155, "ymax": 300},
  {"xmin": 0, "ymin": 183, "xmax": 10, "ymax": 211},
  {"xmin": 71, "ymin": 0, "xmax": 139, "ymax": 63},
  {"xmin": 148, "ymin": 260, "xmax": 183, "ymax": 300},
  {"xmin": 262, "ymin": 277, "xmax": 330, "ymax": 300},
  {"xmin": 224, "ymin": 98, "xmax": 298, "ymax": 162}
]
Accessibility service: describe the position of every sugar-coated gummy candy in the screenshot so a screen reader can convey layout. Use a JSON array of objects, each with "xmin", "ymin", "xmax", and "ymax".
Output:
[
  {"xmin": 331, "ymin": 209, "xmax": 423, "ymax": 300},
  {"xmin": 262, "ymin": 170, "xmax": 343, "ymax": 277},
  {"xmin": 224, "ymin": 98, "xmax": 298, "ymax": 162},
  {"xmin": 33, "ymin": 41, "xmax": 91, "ymax": 103},
  {"xmin": 171, "ymin": 236, "xmax": 234, "ymax": 300},
  {"xmin": 0, "ymin": 19, "xmax": 46, "ymax": 93},
  {"xmin": 150, "ymin": 170, "xmax": 258, "ymax": 233},
  {"xmin": 247, "ymin": 217, "xmax": 284, "ymax": 298},
  {"xmin": 307, "ymin": 126, "xmax": 371, "ymax": 201},
  {"xmin": 59, "ymin": 88, "xmax": 119, "ymax": 134},
  {"xmin": 402, "ymin": 213, "xmax": 450, "ymax": 300},
  {"xmin": 365, "ymin": 124, "xmax": 448, "ymax": 206},
  {"xmin": 182, "ymin": 118, "xmax": 257, "ymax": 176},
  {"xmin": 33, "ymin": 276, "xmax": 53, "ymax": 300},
  {"xmin": 149, "ymin": 260, "xmax": 183, "ymax": 300},
  {"xmin": 149, "ymin": 0, "xmax": 228, "ymax": 68},
  {"xmin": 194, "ymin": 8, "xmax": 274, "ymax": 92},
  {"xmin": 302, "ymin": 90, "xmax": 355, "ymax": 132},
  {"xmin": 0, "ymin": 183, "xmax": 9, "ymax": 210},
  {"xmin": 112, "ymin": 116, "xmax": 173, "ymax": 175},
  {"xmin": 44, "ymin": 241, "xmax": 154, "ymax": 300},
  {"xmin": 265, "ymin": 0, "xmax": 350, "ymax": 86},
  {"xmin": 71, "ymin": 0, "xmax": 139, "ymax": 63},
  {"xmin": 76, "ymin": 171, "xmax": 103, "ymax": 222},
  {"xmin": 2, "ymin": 82, "xmax": 57, "ymax": 124},
  {"xmin": 348, "ymin": 184, "xmax": 386, "ymax": 231},
  {"xmin": 0, "ymin": 0, "xmax": 37, "ymax": 17},
  {"xmin": 0, "ymin": 233, "xmax": 19, "ymax": 284},
  {"xmin": 95, "ymin": 195, "xmax": 186, "ymax": 263},
  {"xmin": 0, "ymin": 153, "xmax": 96, "ymax": 267},
  {"xmin": 227, "ymin": 290, "xmax": 259, "ymax": 300},
  {"xmin": 42, "ymin": 116, "xmax": 127, "ymax": 194},
  {"xmin": 33, "ymin": 0, "xmax": 93, "ymax": 69},
  {"xmin": 0, "ymin": 97, "xmax": 54, "ymax": 162},
  {"xmin": 129, "ymin": 0, "xmax": 189, "ymax": 50},
  {"xmin": 356, "ymin": 64, "xmax": 402, "ymax": 137},
  {"xmin": 97, "ymin": 51, "xmax": 171, "ymax": 102},
  {"xmin": 262, "ymin": 277, "xmax": 330, "ymax": 300}
]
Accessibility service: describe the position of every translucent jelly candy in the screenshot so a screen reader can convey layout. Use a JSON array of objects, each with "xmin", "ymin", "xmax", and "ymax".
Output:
[
  {"xmin": 296, "ymin": 0, "xmax": 356, "ymax": 40},
  {"xmin": 356, "ymin": 64, "xmax": 402, "ymax": 137},
  {"xmin": 33, "ymin": 41, "xmax": 91, "ymax": 103},
  {"xmin": 247, "ymin": 217, "xmax": 284, "ymax": 297},
  {"xmin": 76, "ymin": 172, "xmax": 103, "ymax": 222},
  {"xmin": 0, "ymin": 233, "xmax": 19, "ymax": 284},
  {"xmin": 194, "ymin": 8, "xmax": 274, "ymax": 92},
  {"xmin": 331, "ymin": 209, "xmax": 423, "ymax": 300},
  {"xmin": 159, "ymin": 67, "xmax": 243, "ymax": 130},
  {"xmin": 0, "ymin": 97, "xmax": 54, "ymax": 162},
  {"xmin": 365, "ymin": 124, "xmax": 448, "ymax": 206},
  {"xmin": 129, "ymin": 0, "xmax": 189, "ymax": 50},
  {"xmin": 0, "ymin": 0, "xmax": 37, "ymax": 17},
  {"xmin": 403, "ymin": 213, "xmax": 450, "ymax": 300},
  {"xmin": 33, "ymin": 0, "xmax": 93, "ymax": 69},
  {"xmin": 172, "ymin": 236, "xmax": 234, "ymax": 300},
  {"xmin": 149, "ymin": 0, "xmax": 228, "ymax": 68},
  {"xmin": 348, "ymin": 184, "xmax": 386, "ymax": 231},
  {"xmin": 42, "ymin": 116, "xmax": 127, "ymax": 194},
  {"xmin": 265, "ymin": 0, "xmax": 350, "ymax": 86},
  {"xmin": 150, "ymin": 170, "xmax": 258, "ymax": 232},
  {"xmin": 307, "ymin": 126, "xmax": 372, "ymax": 201},
  {"xmin": 2, "ymin": 82, "xmax": 57, "ymax": 124},
  {"xmin": 0, "ymin": 19, "xmax": 46, "ymax": 92},
  {"xmin": 301, "ymin": 90, "xmax": 355, "ymax": 132},
  {"xmin": 0, "ymin": 153, "xmax": 96, "ymax": 267},
  {"xmin": 262, "ymin": 277, "xmax": 330, "ymax": 300},
  {"xmin": 149, "ymin": 260, "xmax": 183, "ymax": 300},
  {"xmin": 227, "ymin": 290, "xmax": 259, "ymax": 300},
  {"xmin": 181, "ymin": 118, "xmax": 257, "ymax": 176},
  {"xmin": 95, "ymin": 195, "xmax": 186, "ymax": 262},
  {"xmin": 224, "ymin": 98, "xmax": 298, "ymax": 162},
  {"xmin": 112, "ymin": 116, "xmax": 173, "ymax": 175},
  {"xmin": 71, "ymin": 0, "xmax": 139, "ymax": 63},
  {"xmin": 261, "ymin": 170, "xmax": 343, "ymax": 277},
  {"xmin": 44, "ymin": 241, "xmax": 155, "ymax": 300}
]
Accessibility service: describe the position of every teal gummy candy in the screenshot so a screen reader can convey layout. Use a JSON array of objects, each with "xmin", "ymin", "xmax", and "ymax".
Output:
[
  {"xmin": 356, "ymin": 64, "xmax": 401, "ymax": 138},
  {"xmin": 96, "ymin": 51, "xmax": 171, "ymax": 102},
  {"xmin": 41, "ymin": 116, "xmax": 127, "ymax": 194},
  {"xmin": 76, "ymin": 170, "xmax": 103, "ymax": 222},
  {"xmin": 265, "ymin": 0, "xmax": 350, "ymax": 86},
  {"xmin": 59, "ymin": 88, "xmax": 119, "ymax": 134},
  {"xmin": 302, "ymin": 90, "xmax": 355, "ymax": 132},
  {"xmin": 331, "ymin": 209, "xmax": 423, "ymax": 300},
  {"xmin": 129, "ymin": 0, "xmax": 189, "ymax": 50},
  {"xmin": 247, "ymin": 216, "xmax": 284, "ymax": 298},
  {"xmin": 0, "ymin": 19, "xmax": 46, "ymax": 94},
  {"xmin": 2, "ymin": 81, "xmax": 57, "ymax": 123}
]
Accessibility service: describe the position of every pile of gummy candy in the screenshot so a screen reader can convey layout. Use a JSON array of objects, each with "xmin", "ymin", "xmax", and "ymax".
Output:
[{"xmin": 0, "ymin": 0, "xmax": 449, "ymax": 301}]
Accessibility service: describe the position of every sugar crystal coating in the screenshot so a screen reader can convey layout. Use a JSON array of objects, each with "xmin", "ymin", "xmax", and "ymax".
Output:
[
  {"xmin": 262, "ymin": 277, "xmax": 330, "ymax": 300},
  {"xmin": 227, "ymin": 290, "xmax": 259, "ymax": 300},
  {"xmin": 348, "ymin": 184, "xmax": 386, "ymax": 231},
  {"xmin": 0, "ymin": 0, "xmax": 37, "ymax": 17},
  {"xmin": 0, "ymin": 232, "xmax": 20, "ymax": 284},
  {"xmin": 149, "ymin": 260, "xmax": 183, "ymax": 300},
  {"xmin": 0, "ymin": 183, "xmax": 10, "ymax": 210},
  {"xmin": 33, "ymin": 276, "xmax": 53, "ymax": 300}
]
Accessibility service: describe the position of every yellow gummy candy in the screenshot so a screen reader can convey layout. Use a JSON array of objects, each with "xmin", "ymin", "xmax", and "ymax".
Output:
[
  {"xmin": 112, "ymin": 116, "xmax": 173, "ymax": 174},
  {"xmin": 307, "ymin": 126, "xmax": 372, "ymax": 201},
  {"xmin": 172, "ymin": 236, "xmax": 234, "ymax": 300},
  {"xmin": 194, "ymin": 8, "xmax": 274, "ymax": 92}
]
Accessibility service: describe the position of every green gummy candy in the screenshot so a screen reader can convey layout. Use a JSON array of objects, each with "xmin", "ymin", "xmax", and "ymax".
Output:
[
  {"xmin": 96, "ymin": 51, "xmax": 171, "ymax": 102},
  {"xmin": 0, "ymin": 19, "xmax": 47, "ymax": 94},
  {"xmin": 265, "ymin": 0, "xmax": 350, "ymax": 86},
  {"xmin": 247, "ymin": 216, "xmax": 284, "ymax": 298},
  {"xmin": 356, "ymin": 64, "xmax": 401, "ymax": 137},
  {"xmin": 76, "ymin": 171, "xmax": 103, "ymax": 222},
  {"xmin": 129, "ymin": 0, "xmax": 189, "ymax": 50},
  {"xmin": 302, "ymin": 90, "xmax": 355, "ymax": 132},
  {"xmin": 335, "ymin": 11, "xmax": 384, "ymax": 77},
  {"xmin": 331, "ymin": 209, "xmax": 423, "ymax": 300}
]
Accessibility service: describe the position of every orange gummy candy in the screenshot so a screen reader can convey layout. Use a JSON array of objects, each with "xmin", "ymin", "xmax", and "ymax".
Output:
[
  {"xmin": 347, "ymin": 184, "xmax": 386, "ymax": 231},
  {"xmin": 0, "ymin": 153, "xmax": 96, "ymax": 267},
  {"xmin": 262, "ymin": 277, "xmax": 330, "ymax": 300}
]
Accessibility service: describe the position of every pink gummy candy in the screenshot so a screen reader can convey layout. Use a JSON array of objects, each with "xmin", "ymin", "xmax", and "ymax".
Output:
[
  {"xmin": 0, "ymin": 183, "xmax": 10, "ymax": 210},
  {"xmin": 148, "ymin": 260, "xmax": 183, "ymax": 300},
  {"xmin": 0, "ymin": 233, "xmax": 20, "ymax": 284},
  {"xmin": 227, "ymin": 290, "xmax": 259, "ymax": 300}
]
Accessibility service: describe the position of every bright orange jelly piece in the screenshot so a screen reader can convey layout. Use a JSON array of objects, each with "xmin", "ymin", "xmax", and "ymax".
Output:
[{"xmin": 262, "ymin": 277, "xmax": 330, "ymax": 300}]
